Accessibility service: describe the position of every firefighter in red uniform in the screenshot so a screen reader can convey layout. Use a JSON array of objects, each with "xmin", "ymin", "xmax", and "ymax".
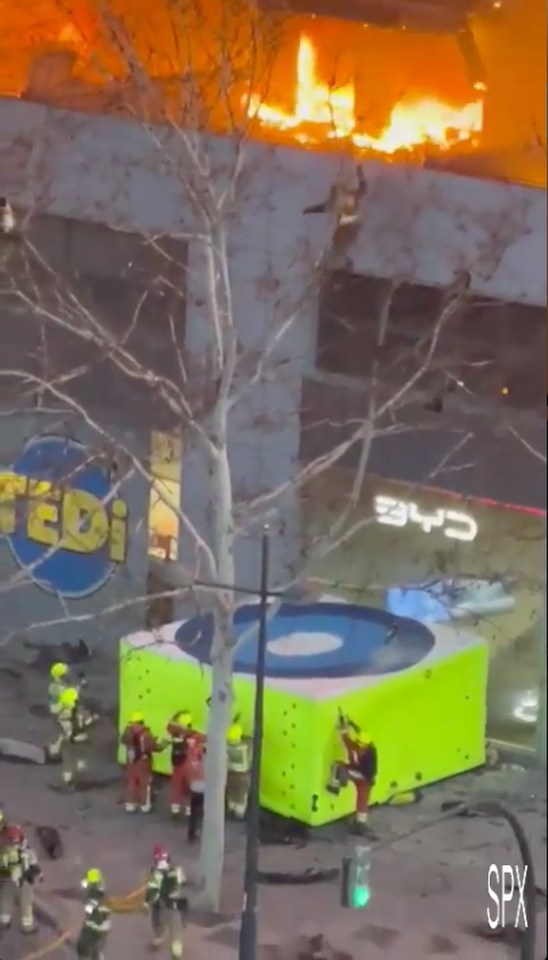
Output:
[
  {"xmin": 327, "ymin": 712, "xmax": 378, "ymax": 833},
  {"xmin": 166, "ymin": 711, "xmax": 206, "ymax": 818},
  {"xmin": 120, "ymin": 711, "xmax": 165, "ymax": 813}
]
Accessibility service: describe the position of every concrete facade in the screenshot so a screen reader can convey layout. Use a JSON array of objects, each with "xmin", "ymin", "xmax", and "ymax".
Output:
[
  {"xmin": 0, "ymin": 411, "xmax": 149, "ymax": 648},
  {"xmin": 1, "ymin": 96, "xmax": 545, "ymax": 636}
]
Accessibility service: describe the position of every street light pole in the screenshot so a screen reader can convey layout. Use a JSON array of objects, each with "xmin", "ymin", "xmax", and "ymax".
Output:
[{"xmin": 239, "ymin": 526, "xmax": 270, "ymax": 960}]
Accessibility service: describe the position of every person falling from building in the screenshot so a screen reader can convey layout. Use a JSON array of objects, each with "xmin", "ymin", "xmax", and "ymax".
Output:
[
  {"xmin": 187, "ymin": 739, "xmax": 206, "ymax": 843},
  {"xmin": 145, "ymin": 845, "xmax": 188, "ymax": 958},
  {"xmin": 226, "ymin": 722, "xmax": 252, "ymax": 821},
  {"xmin": 327, "ymin": 710, "xmax": 378, "ymax": 835},
  {"xmin": 166, "ymin": 710, "xmax": 206, "ymax": 818},
  {"xmin": 120, "ymin": 711, "xmax": 165, "ymax": 813},
  {"xmin": 48, "ymin": 686, "xmax": 91, "ymax": 789},
  {"xmin": 302, "ymin": 166, "xmax": 368, "ymax": 260},
  {"xmin": 76, "ymin": 868, "xmax": 111, "ymax": 960},
  {"xmin": 0, "ymin": 823, "xmax": 43, "ymax": 934}
]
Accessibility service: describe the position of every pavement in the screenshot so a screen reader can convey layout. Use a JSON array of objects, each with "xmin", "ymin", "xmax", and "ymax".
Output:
[{"xmin": 1, "ymin": 651, "xmax": 546, "ymax": 960}]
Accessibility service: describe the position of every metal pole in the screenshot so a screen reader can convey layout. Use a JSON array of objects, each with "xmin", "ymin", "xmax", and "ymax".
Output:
[{"xmin": 239, "ymin": 526, "xmax": 270, "ymax": 960}]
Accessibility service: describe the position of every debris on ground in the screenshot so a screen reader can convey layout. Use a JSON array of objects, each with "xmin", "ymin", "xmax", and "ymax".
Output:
[{"xmin": 0, "ymin": 737, "xmax": 47, "ymax": 764}]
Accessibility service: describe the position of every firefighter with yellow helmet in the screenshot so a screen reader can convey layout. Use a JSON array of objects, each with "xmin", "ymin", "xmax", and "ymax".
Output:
[
  {"xmin": 48, "ymin": 661, "xmax": 97, "ymax": 723},
  {"xmin": 76, "ymin": 868, "xmax": 111, "ymax": 960},
  {"xmin": 48, "ymin": 662, "xmax": 72, "ymax": 714},
  {"xmin": 226, "ymin": 723, "xmax": 252, "ymax": 819},
  {"xmin": 48, "ymin": 686, "xmax": 90, "ymax": 788},
  {"xmin": 327, "ymin": 711, "xmax": 378, "ymax": 832},
  {"xmin": 166, "ymin": 710, "xmax": 206, "ymax": 817}
]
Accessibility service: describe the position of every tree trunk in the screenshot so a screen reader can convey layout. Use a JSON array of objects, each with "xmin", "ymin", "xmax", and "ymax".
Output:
[{"xmin": 199, "ymin": 614, "xmax": 234, "ymax": 908}]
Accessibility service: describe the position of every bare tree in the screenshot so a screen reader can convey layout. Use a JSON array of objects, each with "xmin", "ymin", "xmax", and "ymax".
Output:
[{"xmin": 0, "ymin": 0, "xmax": 541, "ymax": 908}]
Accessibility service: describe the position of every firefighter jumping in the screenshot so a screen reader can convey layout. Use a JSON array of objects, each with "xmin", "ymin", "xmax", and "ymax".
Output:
[
  {"xmin": 145, "ymin": 845, "xmax": 188, "ymax": 957},
  {"xmin": 327, "ymin": 710, "xmax": 378, "ymax": 833},
  {"xmin": 76, "ymin": 868, "xmax": 111, "ymax": 960},
  {"xmin": 120, "ymin": 711, "xmax": 165, "ymax": 813},
  {"xmin": 0, "ymin": 823, "xmax": 42, "ymax": 933},
  {"xmin": 226, "ymin": 723, "xmax": 251, "ymax": 820},
  {"xmin": 49, "ymin": 686, "xmax": 91, "ymax": 788},
  {"xmin": 166, "ymin": 710, "xmax": 206, "ymax": 818}
]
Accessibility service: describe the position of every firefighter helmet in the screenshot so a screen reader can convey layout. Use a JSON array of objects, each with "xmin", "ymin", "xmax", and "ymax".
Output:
[
  {"xmin": 227, "ymin": 723, "xmax": 243, "ymax": 744},
  {"xmin": 59, "ymin": 686, "xmax": 79, "ymax": 708},
  {"xmin": 5, "ymin": 824, "xmax": 25, "ymax": 844},
  {"xmin": 130, "ymin": 710, "xmax": 145, "ymax": 724},
  {"xmin": 152, "ymin": 844, "xmax": 170, "ymax": 863},
  {"xmin": 50, "ymin": 661, "xmax": 69, "ymax": 680},
  {"xmin": 83, "ymin": 867, "xmax": 104, "ymax": 888}
]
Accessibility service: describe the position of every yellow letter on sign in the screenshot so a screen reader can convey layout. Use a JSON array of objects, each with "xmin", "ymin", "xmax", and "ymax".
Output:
[
  {"xmin": 0, "ymin": 472, "xmax": 27, "ymax": 535},
  {"xmin": 61, "ymin": 489, "xmax": 109, "ymax": 554},
  {"xmin": 27, "ymin": 479, "xmax": 61, "ymax": 546}
]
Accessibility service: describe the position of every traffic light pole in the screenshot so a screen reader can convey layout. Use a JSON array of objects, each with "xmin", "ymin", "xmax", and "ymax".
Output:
[{"xmin": 239, "ymin": 527, "xmax": 270, "ymax": 960}]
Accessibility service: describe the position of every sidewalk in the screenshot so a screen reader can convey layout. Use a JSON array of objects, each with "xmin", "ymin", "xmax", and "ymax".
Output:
[{"xmin": 0, "ymin": 660, "xmax": 546, "ymax": 959}]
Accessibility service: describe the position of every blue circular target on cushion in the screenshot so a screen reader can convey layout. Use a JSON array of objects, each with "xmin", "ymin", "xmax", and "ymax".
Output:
[{"xmin": 174, "ymin": 602, "xmax": 435, "ymax": 678}]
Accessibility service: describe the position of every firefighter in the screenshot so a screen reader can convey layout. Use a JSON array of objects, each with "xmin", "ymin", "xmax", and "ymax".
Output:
[
  {"xmin": 327, "ymin": 715, "xmax": 377, "ymax": 832},
  {"xmin": 76, "ymin": 868, "xmax": 111, "ymax": 960},
  {"xmin": 0, "ymin": 823, "xmax": 42, "ymax": 933},
  {"xmin": 48, "ymin": 661, "xmax": 71, "ymax": 713},
  {"xmin": 166, "ymin": 711, "xmax": 206, "ymax": 817},
  {"xmin": 120, "ymin": 711, "xmax": 165, "ymax": 813},
  {"xmin": 48, "ymin": 662, "xmax": 97, "ymax": 725},
  {"xmin": 187, "ymin": 740, "xmax": 206, "ymax": 843},
  {"xmin": 0, "ymin": 807, "xmax": 10, "ymax": 900},
  {"xmin": 226, "ymin": 723, "xmax": 251, "ymax": 820},
  {"xmin": 145, "ymin": 845, "xmax": 187, "ymax": 957},
  {"xmin": 49, "ymin": 686, "xmax": 90, "ymax": 788}
]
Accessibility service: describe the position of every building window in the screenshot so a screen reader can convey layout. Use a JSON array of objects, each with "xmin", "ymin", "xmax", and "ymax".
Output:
[
  {"xmin": 10, "ymin": 214, "xmax": 189, "ymax": 421},
  {"xmin": 316, "ymin": 270, "xmax": 443, "ymax": 380},
  {"xmin": 148, "ymin": 431, "xmax": 182, "ymax": 562},
  {"xmin": 316, "ymin": 269, "xmax": 546, "ymax": 412}
]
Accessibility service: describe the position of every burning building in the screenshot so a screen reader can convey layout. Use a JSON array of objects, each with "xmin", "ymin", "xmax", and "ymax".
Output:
[
  {"xmin": 0, "ymin": 0, "xmax": 545, "ymax": 184},
  {"xmin": 0, "ymin": 0, "xmax": 546, "ymax": 765}
]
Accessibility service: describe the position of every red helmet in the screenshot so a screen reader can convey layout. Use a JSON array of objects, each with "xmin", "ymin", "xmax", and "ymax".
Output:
[
  {"xmin": 152, "ymin": 844, "xmax": 169, "ymax": 863},
  {"xmin": 6, "ymin": 824, "xmax": 24, "ymax": 844}
]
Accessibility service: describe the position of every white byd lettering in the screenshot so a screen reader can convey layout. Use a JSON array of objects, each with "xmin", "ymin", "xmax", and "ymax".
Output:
[
  {"xmin": 373, "ymin": 495, "xmax": 478, "ymax": 542},
  {"xmin": 486, "ymin": 864, "xmax": 528, "ymax": 929}
]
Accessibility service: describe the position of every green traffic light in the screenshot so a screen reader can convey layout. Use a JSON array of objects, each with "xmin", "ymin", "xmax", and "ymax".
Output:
[{"xmin": 352, "ymin": 886, "xmax": 370, "ymax": 908}]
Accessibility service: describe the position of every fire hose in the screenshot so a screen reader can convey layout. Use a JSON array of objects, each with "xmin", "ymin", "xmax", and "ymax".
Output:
[{"xmin": 18, "ymin": 882, "xmax": 147, "ymax": 960}]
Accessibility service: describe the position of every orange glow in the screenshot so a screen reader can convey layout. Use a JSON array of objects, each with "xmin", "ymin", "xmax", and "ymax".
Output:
[{"xmin": 246, "ymin": 34, "xmax": 484, "ymax": 156}]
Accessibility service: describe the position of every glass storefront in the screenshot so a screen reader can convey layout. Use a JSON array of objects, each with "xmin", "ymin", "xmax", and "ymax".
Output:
[{"xmin": 304, "ymin": 471, "xmax": 546, "ymax": 752}]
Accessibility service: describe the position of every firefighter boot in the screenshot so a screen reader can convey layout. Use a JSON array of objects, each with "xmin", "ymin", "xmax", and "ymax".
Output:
[
  {"xmin": 326, "ymin": 762, "xmax": 347, "ymax": 796},
  {"xmin": 20, "ymin": 884, "xmax": 37, "ymax": 934},
  {"xmin": 171, "ymin": 938, "xmax": 184, "ymax": 959}
]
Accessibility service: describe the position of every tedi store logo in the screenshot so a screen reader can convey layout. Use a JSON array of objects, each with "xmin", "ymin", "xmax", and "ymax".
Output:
[
  {"xmin": 486, "ymin": 863, "xmax": 529, "ymax": 931},
  {"xmin": 0, "ymin": 436, "xmax": 128, "ymax": 598}
]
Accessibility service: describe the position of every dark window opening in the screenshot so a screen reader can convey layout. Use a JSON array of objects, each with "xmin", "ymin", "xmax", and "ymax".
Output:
[
  {"xmin": 316, "ymin": 269, "xmax": 546, "ymax": 412},
  {"xmin": 1, "ymin": 214, "xmax": 187, "ymax": 424}
]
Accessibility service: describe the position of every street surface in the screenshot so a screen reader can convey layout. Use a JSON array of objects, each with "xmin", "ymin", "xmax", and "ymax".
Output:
[{"xmin": 1, "ymin": 648, "xmax": 546, "ymax": 959}]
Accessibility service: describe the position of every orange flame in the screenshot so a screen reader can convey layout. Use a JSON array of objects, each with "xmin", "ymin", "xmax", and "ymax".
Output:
[{"xmin": 246, "ymin": 35, "xmax": 484, "ymax": 155}]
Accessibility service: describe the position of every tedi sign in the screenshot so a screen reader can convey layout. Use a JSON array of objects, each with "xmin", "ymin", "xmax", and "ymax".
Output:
[{"xmin": 0, "ymin": 436, "xmax": 128, "ymax": 597}]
